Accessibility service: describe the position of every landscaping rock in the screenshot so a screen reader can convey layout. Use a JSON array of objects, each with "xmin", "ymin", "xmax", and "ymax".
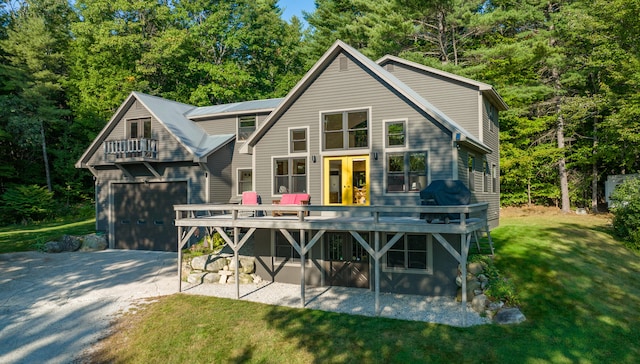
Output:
[
  {"xmin": 79, "ymin": 234, "xmax": 107, "ymax": 251},
  {"xmin": 494, "ymin": 307, "xmax": 526, "ymax": 325},
  {"xmin": 187, "ymin": 272, "xmax": 207, "ymax": 284},
  {"xmin": 60, "ymin": 235, "xmax": 82, "ymax": 252},
  {"xmin": 191, "ymin": 255, "xmax": 227, "ymax": 272},
  {"xmin": 471, "ymin": 294, "xmax": 489, "ymax": 313},
  {"xmin": 468, "ymin": 262, "xmax": 485, "ymax": 274},
  {"xmin": 239, "ymin": 257, "xmax": 255, "ymax": 273},
  {"xmin": 227, "ymin": 273, "xmax": 254, "ymax": 284},
  {"xmin": 203, "ymin": 273, "xmax": 220, "ymax": 284},
  {"xmin": 44, "ymin": 241, "xmax": 62, "ymax": 253}
]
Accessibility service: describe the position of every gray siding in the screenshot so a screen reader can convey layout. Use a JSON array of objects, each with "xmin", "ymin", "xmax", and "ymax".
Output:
[
  {"xmin": 87, "ymin": 100, "xmax": 193, "ymax": 166},
  {"xmin": 387, "ymin": 63, "xmax": 481, "ymax": 137},
  {"xmin": 207, "ymin": 142, "xmax": 234, "ymax": 204},
  {"xmin": 253, "ymin": 52, "xmax": 455, "ymax": 207}
]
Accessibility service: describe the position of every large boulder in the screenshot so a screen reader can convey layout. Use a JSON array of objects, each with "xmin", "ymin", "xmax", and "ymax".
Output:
[
  {"xmin": 79, "ymin": 234, "xmax": 107, "ymax": 251},
  {"xmin": 494, "ymin": 307, "xmax": 526, "ymax": 325},
  {"xmin": 191, "ymin": 255, "xmax": 227, "ymax": 272},
  {"xmin": 60, "ymin": 235, "xmax": 82, "ymax": 252}
]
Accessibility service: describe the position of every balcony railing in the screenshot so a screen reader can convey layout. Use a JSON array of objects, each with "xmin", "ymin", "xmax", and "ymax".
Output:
[{"xmin": 104, "ymin": 138, "xmax": 158, "ymax": 160}]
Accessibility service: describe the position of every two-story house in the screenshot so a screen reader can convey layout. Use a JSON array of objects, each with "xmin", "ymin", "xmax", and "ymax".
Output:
[{"xmin": 76, "ymin": 40, "xmax": 507, "ymax": 298}]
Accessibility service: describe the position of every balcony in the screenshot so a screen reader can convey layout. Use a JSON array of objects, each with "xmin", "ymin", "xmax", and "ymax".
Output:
[{"xmin": 104, "ymin": 138, "xmax": 158, "ymax": 161}]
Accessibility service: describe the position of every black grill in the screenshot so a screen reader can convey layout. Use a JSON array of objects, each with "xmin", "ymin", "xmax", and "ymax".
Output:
[{"xmin": 420, "ymin": 180, "xmax": 471, "ymax": 223}]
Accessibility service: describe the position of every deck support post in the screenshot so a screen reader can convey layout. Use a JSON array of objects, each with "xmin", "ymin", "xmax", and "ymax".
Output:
[
  {"xmin": 178, "ymin": 226, "xmax": 183, "ymax": 292},
  {"xmin": 300, "ymin": 228, "xmax": 306, "ymax": 307},
  {"xmin": 234, "ymin": 227, "xmax": 240, "ymax": 299},
  {"xmin": 374, "ymin": 231, "xmax": 380, "ymax": 315}
]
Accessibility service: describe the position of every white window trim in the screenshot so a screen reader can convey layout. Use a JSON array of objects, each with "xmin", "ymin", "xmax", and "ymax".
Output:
[
  {"xmin": 236, "ymin": 114, "xmax": 257, "ymax": 142},
  {"xmin": 382, "ymin": 234, "xmax": 433, "ymax": 275},
  {"xmin": 271, "ymin": 230, "xmax": 312, "ymax": 266},
  {"xmin": 383, "ymin": 118, "xmax": 408, "ymax": 148},
  {"xmin": 319, "ymin": 106, "xmax": 373, "ymax": 152},
  {"xmin": 383, "ymin": 149, "xmax": 430, "ymax": 195},
  {"xmin": 288, "ymin": 126, "xmax": 310, "ymax": 155},
  {"xmin": 271, "ymin": 155, "xmax": 309, "ymax": 197},
  {"xmin": 236, "ymin": 167, "xmax": 253, "ymax": 196}
]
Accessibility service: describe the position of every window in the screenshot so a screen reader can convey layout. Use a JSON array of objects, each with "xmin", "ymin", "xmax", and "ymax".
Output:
[
  {"xmin": 386, "ymin": 121, "xmax": 406, "ymax": 147},
  {"xmin": 290, "ymin": 128, "xmax": 307, "ymax": 153},
  {"xmin": 274, "ymin": 158, "xmax": 307, "ymax": 194},
  {"xmin": 128, "ymin": 118, "xmax": 151, "ymax": 139},
  {"xmin": 385, "ymin": 234, "xmax": 432, "ymax": 273},
  {"xmin": 468, "ymin": 154, "xmax": 476, "ymax": 191},
  {"xmin": 386, "ymin": 152, "xmax": 427, "ymax": 193},
  {"xmin": 238, "ymin": 115, "xmax": 256, "ymax": 141},
  {"xmin": 492, "ymin": 164, "xmax": 498, "ymax": 193},
  {"xmin": 238, "ymin": 169, "xmax": 252, "ymax": 194},
  {"xmin": 274, "ymin": 230, "xmax": 302, "ymax": 263},
  {"xmin": 323, "ymin": 110, "xmax": 368, "ymax": 150},
  {"xmin": 483, "ymin": 160, "xmax": 490, "ymax": 193}
]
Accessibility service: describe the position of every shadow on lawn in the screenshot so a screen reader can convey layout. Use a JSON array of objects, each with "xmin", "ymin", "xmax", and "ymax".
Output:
[{"xmin": 257, "ymin": 219, "xmax": 640, "ymax": 363}]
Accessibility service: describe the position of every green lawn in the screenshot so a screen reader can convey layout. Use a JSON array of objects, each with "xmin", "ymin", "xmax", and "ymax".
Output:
[
  {"xmin": 83, "ymin": 210, "xmax": 640, "ymax": 363},
  {"xmin": 0, "ymin": 217, "xmax": 96, "ymax": 253}
]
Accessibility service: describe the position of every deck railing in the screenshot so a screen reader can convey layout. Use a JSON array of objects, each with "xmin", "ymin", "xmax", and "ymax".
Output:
[
  {"xmin": 174, "ymin": 203, "xmax": 489, "ymax": 229},
  {"xmin": 104, "ymin": 138, "xmax": 158, "ymax": 160}
]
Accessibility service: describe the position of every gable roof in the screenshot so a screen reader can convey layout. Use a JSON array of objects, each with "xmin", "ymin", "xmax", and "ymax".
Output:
[
  {"xmin": 241, "ymin": 40, "xmax": 493, "ymax": 154},
  {"xmin": 75, "ymin": 92, "xmax": 235, "ymax": 168},
  {"xmin": 376, "ymin": 55, "xmax": 509, "ymax": 111}
]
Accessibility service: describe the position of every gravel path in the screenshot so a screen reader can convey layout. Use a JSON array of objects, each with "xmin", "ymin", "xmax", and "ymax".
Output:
[
  {"xmin": 0, "ymin": 251, "xmax": 488, "ymax": 364},
  {"xmin": 183, "ymin": 281, "xmax": 491, "ymax": 327}
]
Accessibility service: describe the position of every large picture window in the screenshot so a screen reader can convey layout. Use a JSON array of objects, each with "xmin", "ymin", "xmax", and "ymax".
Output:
[
  {"xmin": 323, "ymin": 110, "xmax": 368, "ymax": 150},
  {"xmin": 274, "ymin": 158, "xmax": 307, "ymax": 194},
  {"xmin": 385, "ymin": 234, "xmax": 432, "ymax": 273},
  {"xmin": 238, "ymin": 115, "xmax": 256, "ymax": 141},
  {"xmin": 386, "ymin": 152, "xmax": 427, "ymax": 193}
]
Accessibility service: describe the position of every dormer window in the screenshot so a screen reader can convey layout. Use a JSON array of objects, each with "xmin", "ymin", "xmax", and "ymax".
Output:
[{"xmin": 238, "ymin": 115, "xmax": 256, "ymax": 141}]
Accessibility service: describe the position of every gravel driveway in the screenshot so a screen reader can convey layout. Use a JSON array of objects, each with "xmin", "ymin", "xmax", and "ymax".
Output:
[
  {"xmin": 0, "ymin": 250, "xmax": 488, "ymax": 364},
  {"xmin": 0, "ymin": 250, "xmax": 178, "ymax": 364}
]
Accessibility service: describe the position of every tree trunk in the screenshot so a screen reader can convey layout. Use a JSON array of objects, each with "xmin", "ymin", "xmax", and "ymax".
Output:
[
  {"xmin": 40, "ymin": 120, "xmax": 52, "ymax": 192},
  {"xmin": 557, "ymin": 112, "xmax": 570, "ymax": 213},
  {"xmin": 591, "ymin": 118, "xmax": 599, "ymax": 213}
]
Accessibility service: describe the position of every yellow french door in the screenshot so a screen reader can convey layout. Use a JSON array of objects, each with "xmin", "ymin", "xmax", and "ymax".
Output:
[{"xmin": 323, "ymin": 155, "xmax": 370, "ymax": 205}]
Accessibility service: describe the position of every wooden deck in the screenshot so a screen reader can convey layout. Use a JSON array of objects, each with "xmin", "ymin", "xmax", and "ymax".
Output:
[{"xmin": 174, "ymin": 203, "xmax": 493, "ymax": 324}]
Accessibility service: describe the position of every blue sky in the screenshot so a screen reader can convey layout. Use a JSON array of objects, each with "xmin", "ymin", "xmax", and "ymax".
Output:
[{"xmin": 278, "ymin": 0, "xmax": 316, "ymax": 27}]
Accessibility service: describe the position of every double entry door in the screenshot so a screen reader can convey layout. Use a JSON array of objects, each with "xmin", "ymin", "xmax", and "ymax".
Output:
[
  {"xmin": 325, "ymin": 232, "xmax": 370, "ymax": 288},
  {"xmin": 323, "ymin": 155, "xmax": 370, "ymax": 205}
]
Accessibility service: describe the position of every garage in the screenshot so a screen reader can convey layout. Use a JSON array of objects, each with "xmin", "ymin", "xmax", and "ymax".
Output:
[{"xmin": 112, "ymin": 181, "xmax": 187, "ymax": 251}]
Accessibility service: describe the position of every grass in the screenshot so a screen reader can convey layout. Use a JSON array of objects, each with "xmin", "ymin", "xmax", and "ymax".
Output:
[
  {"xmin": 0, "ymin": 217, "xmax": 96, "ymax": 253},
  {"xmin": 23, "ymin": 208, "xmax": 640, "ymax": 363},
  {"xmin": 87, "ymin": 208, "xmax": 640, "ymax": 363}
]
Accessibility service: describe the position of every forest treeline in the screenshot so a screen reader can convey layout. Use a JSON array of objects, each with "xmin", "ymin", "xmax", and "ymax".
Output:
[{"xmin": 1, "ymin": 0, "xmax": 639, "ymax": 219}]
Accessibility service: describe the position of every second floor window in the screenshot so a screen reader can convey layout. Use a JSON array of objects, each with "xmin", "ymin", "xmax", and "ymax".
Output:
[
  {"xmin": 128, "ymin": 118, "xmax": 151, "ymax": 139},
  {"xmin": 290, "ymin": 128, "xmax": 307, "ymax": 153},
  {"xmin": 386, "ymin": 121, "xmax": 406, "ymax": 147},
  {"xmin": 386, "ymin": 152, "xmax": 428, "ymax": 193},
  {"xmin": 238, "ymin": 115, "xmax": 256, "ymax": 141},
  {"xmin": 323, "ymin": 110, "xmax": 368, "ymax": 150}
]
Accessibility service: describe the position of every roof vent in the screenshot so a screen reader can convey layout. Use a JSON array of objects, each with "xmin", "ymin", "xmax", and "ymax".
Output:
[{"xmin": 339, "ymin": 56, "xmax": 348, "ymax": 71}]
